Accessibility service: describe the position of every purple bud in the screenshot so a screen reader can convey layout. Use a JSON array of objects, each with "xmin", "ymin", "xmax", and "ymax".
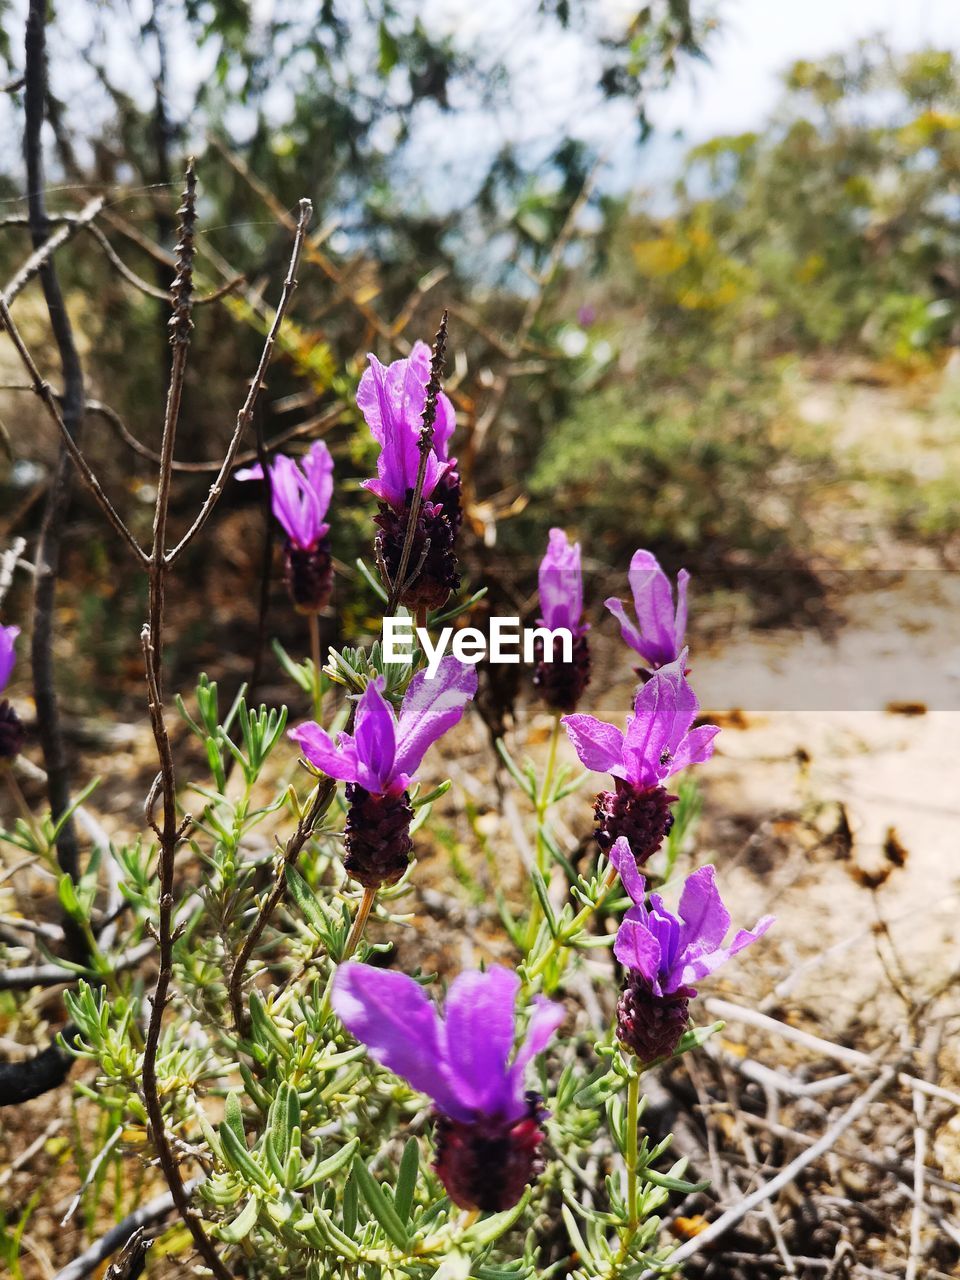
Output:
[
  {"xmin": 533, "ymin": 632, "xmax": 591, "ymax": 715},
  {"xmin": 374, "ymin": 498, "xmax": 459, "ymax": 613},
  {"xmin": 434, "ymin": 1094, "xmax": 548, "ymax": 1211},
  {"xmin": 342, "ymin": 783, "xmax": 414, "ymax": 889},
  {"xmin": 616, "ymin": 976, "xmax": 692, "ymax": 1062},
  {"xmin": 237, "ymin": 441, "xmax": 334, "ymax": 552},
  {"xmin": 594, "ymin": 780, "xmax": 675, "ymax": 864},
  {"xmin": 0, "ymin": 701, "xmax": 23, "ymax": 761},
  {"xmin": 283, "ymin": 535, "xmax": 334, "ymax": 615}
]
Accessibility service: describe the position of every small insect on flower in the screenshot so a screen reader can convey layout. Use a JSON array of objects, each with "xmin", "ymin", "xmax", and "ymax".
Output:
[
  {"xmin": 0, "ymin": 624, "xmax": 22, "ymax": 761},
  {"xmin": 532, "ymin": 528, "xmax": 591, "ymax": 714},
  {"xmin": 289, "ymin": 657, "xmax": 477, "ymax": 888},
  {"xmin": 237, "ymin": 440, "xmax": 334, "ymax": 613},
  {"xmin": 609, "ymin": 838, "xmax": 773, "ymax": 1062},
  {"xmin": 605, "ymin": 549, "xmax": 689, "ymax": 673},
  {"xmin": 358, "ymin": 340, "xmax": 461, "ymax": 610},
  {"xmin": 562, "ymin": 651, "xmax": 718, "ymax": 866},
  {"xmin": 332, "ymin": 962, "xmax": 564, "ymax": 1212}
]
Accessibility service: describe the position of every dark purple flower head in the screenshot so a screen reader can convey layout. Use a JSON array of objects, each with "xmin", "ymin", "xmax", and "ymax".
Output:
[
  {"xmin": 289, "ymin": 656, "xmax": 477, "ymax": 797},
  {"xmin": 357, "ymin": 340, "xmax": 456, "ymax": 511},
  {"xmin": 0, "ymin": 625, "xmax": 19, "ymax": 695},
  {"xmin": 610, "ymin": 838, "xmax": 773, "ymax": 998},
  {"xmin": 562, "ymin": 651, "xmax": 717, "ymax": 792},
  {"xmin": 538, "ymin": 528, "xmax": 587, "ymax": 637},
  {"xmin": 237, "ymin": 441, "xmax": 334, "ymax": 551},
  {"xmin": 605, "ymin": 550, "xmax": 688, "ymax": 671},
  {"xmin": 333, "ymin": 961, "xmax": 563, "ymax": 1210}
]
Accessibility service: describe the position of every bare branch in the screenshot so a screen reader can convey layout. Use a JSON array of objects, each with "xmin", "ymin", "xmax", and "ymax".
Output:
[
  {"xmin": 165, "ymin": 196, "xmax": 313, "ymax": 565},
  {"xmin": 1, "ymin": 197, "xmax": 103, "ymax": 304},
  {"xmin": 0, "ymin": 297, "xmax": 147, "ymax": 563},
  {"xmin": 227, "ymin": 778, "xmax": 336, "ymax": 1035}
]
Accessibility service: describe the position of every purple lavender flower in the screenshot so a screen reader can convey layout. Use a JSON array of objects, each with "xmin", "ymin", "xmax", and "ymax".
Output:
[
  {"xmin": 605, "ymin": 550, "xmax": 689, "ymax": 672},
  {"xmin": 237, "ymin": 441, "xmax": 335, "ymax": 613},
  {"xmin": 289, "ymin": 657, "xmax": 477, "ymax": 887},
  {"xmin": 609, "ymin": 837, "xmax": 773, "ymax": 1061},
  {"xmin": 562, "ymin": 652, "xmax": 718, "ymax": 866},
  {"xmin": 332, "ymin": 961, "xmax": 564, "ymax": 1211},
  {"xmin": 0, "ymin": 625, "xmax": 22, "ymax": 761},
  {"xmin": 533, "ymin": 528, "xmax": 591, "ymax": 714},
  {"xmin": 357, "ymin": 341, "xmax": 460, "ymax": 610}
]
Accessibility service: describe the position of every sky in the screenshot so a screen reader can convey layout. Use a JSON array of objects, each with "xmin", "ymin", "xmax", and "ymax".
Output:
[{"xmin": 649, "ymin": 0, "xmax": 960, "ymax": 142}]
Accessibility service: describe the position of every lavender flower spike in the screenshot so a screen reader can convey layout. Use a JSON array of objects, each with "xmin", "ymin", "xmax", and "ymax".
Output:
[
  {"xmin": 608, "ymin": 838, "xmax": 773, "ymax": 1061},
  {"xmin": 605, "ymin": 549, "xmax": 689, "ymax": 671},
  {"xmin": 333, "ymin": 961, "xmax": 564, "ymax": 1211},
  {"xmin": 357, "ymin": 340, "xmax": 461, "ymax": 610},
  {"xmin": 562, "ymin": 651, "xmax": 718, "ymax": 865},
  {"xmin": 0, "ymin": 625, "xmax": 22, "ymax": 761},
  {"xmin": 289, "ymin": 656, "xmax": 477, "ymax": 887},
  {"xmin": 533, "ymin": 528, "xmax": 591, "ymax": 713},
  {"xmin": 237, "ymin": 441, "xmax": 335, "ymax": 613}
]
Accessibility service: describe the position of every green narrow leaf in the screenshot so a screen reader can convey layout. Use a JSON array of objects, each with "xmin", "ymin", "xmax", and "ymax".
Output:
[
  {"xmin": 219, "ymin": 1120, "xmax": 272, "ymax": 1191},
  {"xmin": 299, "ymin": 1136, "xmax": 359, "ymax": 1187},
  {"xmin": 285, "ymin": 865, "xmax": 328, "ymax": 933},
  {"xmin": 223, "ymin": 1091, "xmax": 246, "ymax": 1144},
  {"xmin": 352, "ymin": 1155, "xmax": 410, "ymax": 1249},
  {"xmin": 394, "ymin": 1137, "xmax": 419, "ymax": 1222},
  {"xmin": 217, "ymin": 1194, "xmax": 259, "ymax": 1243}
]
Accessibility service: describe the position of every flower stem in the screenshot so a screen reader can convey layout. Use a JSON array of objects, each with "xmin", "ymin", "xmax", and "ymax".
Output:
[
  {"xmin": 3, "ymin": 767, "xmax": 47, "ymax": 853},
  {"xmin": 625, "ymin": 1070, "xmax": 640, "ymax": 1229},
  {"xmin": 525, "ymin": 861, "xmax": 619, "ymax": 984},
  {"xmin": 523, "ymin": 713, "xmax": 563, "ymax": 954},
  {"xmin": 343, "ymin": 885, "xmax": 377, "ymax": 961},
  {"xmin": 308, "ymin": 611, "xmax": 322, "ymax": 719}
]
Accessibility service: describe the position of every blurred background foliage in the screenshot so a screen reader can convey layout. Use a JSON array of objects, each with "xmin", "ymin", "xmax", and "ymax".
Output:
[{"xmin": 2, "ymin": 4, "xmax": 960, "ymax": 681}]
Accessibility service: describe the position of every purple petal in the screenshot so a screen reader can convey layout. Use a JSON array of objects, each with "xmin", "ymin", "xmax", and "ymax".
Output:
[
  {"xmin": 538, "ymin": 528, "xmax": 583, "ymax": 633},
  {"xmin": 288, "ymin": 722, "xmax": 361, "ymax": 784},
  {"xmin": 674, "ymin": 568, "xmax": 690, "ymax": 646},
  {"xmin": 604, "ymin": 596, "xmax": 649, "ymax": 659},
  {"xmin": 608, "ymin": 836, "xmax": 646, "ymax": 906},
  {"xmin": 561, "ymin": 714, "xmax": 625, "ymax": 776},
  {"xmin": 670, "ymin": 724, "xmax": 720, "ymax": 775},
  {"xmin": 235, "ymin": 463, "xmax": 265, "ymax": 482},
  {"xmin": 442, "ymin": 966, "xmax": 519, "ymax": 1117},
  {"xmin": 679, "ymin": 915, "xmax": 775, "ymax": 988},
  {"xmin": 621, "ymin": 675, "xmax": 668, "ymax": 788},
  {"xmin": 353, "ymin": 678, "xmax": 399, "ymax": 793},
  {"xmin": 302, "ymin": 441, "xmax": 334, "ymax": 520},
  {"xmin": 394, "ymin": 657, "xmax": 478, "ymax": 780},
  {"xmin": 507, "ymin": 995, "xmax": 564, "ymax": 1118},
  {"xmin": 613, "ymin": 911, "xmax": 663, "ymax": 989},
  {"xmin": 675, "ymin": 866, "xmax": 730, "ymax": 957},
  {"xmin": 332, "ymin": 963, "xmax": 467, "ymax": 1119},
  {"xmin": 0, "ymin": 625, "xmax": 19, "ymax": 693}
]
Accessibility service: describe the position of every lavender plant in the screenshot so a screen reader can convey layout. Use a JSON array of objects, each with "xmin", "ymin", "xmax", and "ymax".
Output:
[{"xmin": 0, "ymin": 191, "xmax": 775, "ymax": 1278}]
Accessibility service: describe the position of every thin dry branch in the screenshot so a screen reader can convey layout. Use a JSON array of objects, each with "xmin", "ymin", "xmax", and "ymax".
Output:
[
  {"xmin": 0, "ymin": 297, "xmax": 147, "ymax": 563},
  {"xmin": 643, "ymin": 1067, "xmax": 897, "ymax": 1275},
  {"xmin": 164, "ymin": 197, "xmax": 313, "ymax": 565},
  {"xmin": 227, "ymin": 778, "xmax": 336, "ymax": 1034},
  {"xmin": 1, "ymin": 197, "xmax": 103, "ymax": 303}
]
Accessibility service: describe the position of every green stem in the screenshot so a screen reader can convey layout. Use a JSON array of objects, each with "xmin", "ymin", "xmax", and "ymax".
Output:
[
  {"xmin": 523, "ymin": 713, "xmax": 562, "ymax": 954},
  {"xmin": 625, "ymin": 1070, "xmax": 640, "ymax": 1229},
  {"xmin": 343, "ymin": 885, "xmax": 377, "ymax": 961},
  {"xmin": 525, "ymin": 862, "xmax": 619, "ymax": 984},
  {"xmin": 3, "ymin": 767, "xmax": 47, "ymax": 854},
  {"xmin": 308, "ymin": 612, "xmax": 323, "ymax": 719}
]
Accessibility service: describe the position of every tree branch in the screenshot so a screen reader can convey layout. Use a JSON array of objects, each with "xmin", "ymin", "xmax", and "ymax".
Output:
[{"xmin": 165, "ymin": 197, "xmax": 313, "ymax": 565}]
